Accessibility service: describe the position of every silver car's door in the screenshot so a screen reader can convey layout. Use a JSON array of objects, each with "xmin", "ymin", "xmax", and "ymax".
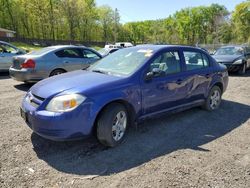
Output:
[
  {"xmin": 82, "ymin": 49, "xmax": 101, "ymax": 69},
  {"xmin": 55, "ymin": 48, "xmax": 85, "ymax": 71}
]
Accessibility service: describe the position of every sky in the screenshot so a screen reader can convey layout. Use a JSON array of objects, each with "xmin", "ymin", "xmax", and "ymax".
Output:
[{"xmin": 95, "ymin": 0, "xmax": 245, "ymax": 23}]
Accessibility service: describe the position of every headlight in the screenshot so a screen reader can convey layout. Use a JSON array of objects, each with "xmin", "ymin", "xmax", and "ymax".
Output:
[
  {"xmin": 233, "ymin": 59, "xmax": 243, "ymax": 64},
  {"xmin": 46, "ymin": 94, "xmax": 86, "ymax": 112}
]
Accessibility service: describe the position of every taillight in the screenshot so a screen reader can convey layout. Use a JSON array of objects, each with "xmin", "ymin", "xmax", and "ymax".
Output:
[{"xmin": 21, "ymin": 59, "xmax": 36, "ymax": 69}]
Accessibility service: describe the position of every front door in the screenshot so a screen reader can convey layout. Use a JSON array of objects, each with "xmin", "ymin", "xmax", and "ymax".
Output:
[{"xmin": 141, "ymin": 50, "xmax": 189, "ymax": 115}]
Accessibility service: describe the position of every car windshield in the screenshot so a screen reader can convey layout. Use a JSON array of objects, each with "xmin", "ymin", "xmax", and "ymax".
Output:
[
  {"xmin": 28, "ymin": 47, "xmax": 56, "ymax": 55},
  {"xmin": 215, "ymin": 47, "xmax": 244, "ymax": 55},
  {"xmin": 89, "ymin": 47, "xmax": 154, "ymax": 76}
]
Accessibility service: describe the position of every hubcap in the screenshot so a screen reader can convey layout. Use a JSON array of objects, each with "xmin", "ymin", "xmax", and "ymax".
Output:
[
  {"xmin": 210, "ymin": 90, "xmax": 221, "ymax": 109},
  {"xmin": 112, "ymin": 111, "xmax": 127, "ymax": 141}
]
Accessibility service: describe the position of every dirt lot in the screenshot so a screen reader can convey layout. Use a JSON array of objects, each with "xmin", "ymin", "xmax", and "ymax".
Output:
[{"xmin": 0, "ymin": 72, "xmax": 249, "ymax": 188}]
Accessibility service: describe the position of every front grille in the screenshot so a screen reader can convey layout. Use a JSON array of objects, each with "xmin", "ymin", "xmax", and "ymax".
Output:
[
  {"xmin": 32, "ymin": 93, "xmax": 45, "ymax": 102},
  {"xmin": 26, "ymin": 93, "xmax": 45, "ymax": 108}
]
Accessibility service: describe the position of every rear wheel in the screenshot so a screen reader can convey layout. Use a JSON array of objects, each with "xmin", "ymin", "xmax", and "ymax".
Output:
[
  {"xmin": 49, "ymin": 69, "xmax": 66, "ymax": 77},
  {"xmin": 203, "ymin": 86, "xmax": 222, "ymax": 111},
  {"xmin": 97, "ymin": 103, "xmax": 128, "ymax": 147}
]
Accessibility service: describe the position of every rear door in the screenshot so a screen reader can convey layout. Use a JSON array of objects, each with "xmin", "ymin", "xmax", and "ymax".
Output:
[
  {"xmin": 82, "ymin": 49, "xmax": 101, "ymax": 68},
  {"xmin": 181, "ymin": 49, "xmax": 214, "ymax": 102}
]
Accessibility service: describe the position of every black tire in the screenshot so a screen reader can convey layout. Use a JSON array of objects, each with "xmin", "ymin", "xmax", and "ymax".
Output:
[
  {"xmin": 238, "ymin": 63, "xmax": 246, "ymax": 75},
  {"xmin": 97, "ymin": 103, "xmax": 128, "ymax": 147},
  {"xmin": 49, "ymin": 69, "xmax": 66, "ymax": 77},
  {"xmin": 203, "ymin": 86, "xmax": 222, "ymax": 111}
]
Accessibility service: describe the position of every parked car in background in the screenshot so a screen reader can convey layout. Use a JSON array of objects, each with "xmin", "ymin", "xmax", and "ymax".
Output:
[
  {"xmin": 9, "ymin": 45, "xmax": 102, "ymax": 83},
  {"xmin": 98, "ymin": 47, "xmax": 120, "ymax": 57},
  {"xmin": 20, "ymin": 45, "xmax": 228, "ymax": 147},
  {"xmin": 212, "ymin": 45, "xmax": 250, "ymax": 75},
  {"xmin": 0, "ymin": 41, "xmax": 26, "ymax": 72}
]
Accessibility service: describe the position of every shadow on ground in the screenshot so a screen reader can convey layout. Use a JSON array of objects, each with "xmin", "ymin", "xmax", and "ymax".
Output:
[
  {"xmin": 229, "ymin": 70, "xmax": 250, "ymax": 77},
  {"xmin": 31, "ymin": 99, "xmax": 250, "ymax": 176},
  {"xmin": 14, "ymin": 83, "xmax": 33, "ymax": 91},
  {"xmin": 0, "ymin": 72, "xmax": 10, "ymax": 79}
]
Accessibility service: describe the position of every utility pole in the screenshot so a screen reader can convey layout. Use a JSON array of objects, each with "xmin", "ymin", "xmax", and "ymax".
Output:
[{"xmin": 114, "ymin": 8, "xmax": 119, "ymax": 43}]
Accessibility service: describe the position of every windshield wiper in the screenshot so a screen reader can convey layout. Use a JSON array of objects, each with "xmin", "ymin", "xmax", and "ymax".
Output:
[{"xmin": 91, "ymin": 69, "xmax": 108, "ymax": 74}]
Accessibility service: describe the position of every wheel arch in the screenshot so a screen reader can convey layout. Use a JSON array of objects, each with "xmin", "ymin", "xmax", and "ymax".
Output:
[
  {"xmin": 92, "ymin": 99, "xmax": 136, "ymax": 136},
  {"xmin": 49, "ymin": 68, "xmax": 67, "ymax": 76}
]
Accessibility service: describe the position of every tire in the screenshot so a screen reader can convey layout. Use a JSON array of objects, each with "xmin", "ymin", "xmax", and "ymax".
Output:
[
  {"xmin": 49, "ymin": 69, "xmax": 66, "ymax": 77},
  {"xmin": 238, "ymin": 63, "xmax": 246, "ymax": 75},
  {"xmin": 203, "ymin": 86, "xmax": 222, "ymax": 111},
  {"xmin": 97, "ymin": 103, "xmax": 128, "ymax": 147}
]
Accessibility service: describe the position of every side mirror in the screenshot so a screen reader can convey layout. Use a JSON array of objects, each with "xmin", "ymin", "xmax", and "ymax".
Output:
[{"xmin": 145, "ymin": 68, "xmax": 163, "ymax": 81}]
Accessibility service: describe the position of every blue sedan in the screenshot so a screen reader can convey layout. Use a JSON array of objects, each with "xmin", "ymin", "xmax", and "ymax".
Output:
[{"xmin": 21, "ymin": 45, "xmax": 228, "ymax": 147}]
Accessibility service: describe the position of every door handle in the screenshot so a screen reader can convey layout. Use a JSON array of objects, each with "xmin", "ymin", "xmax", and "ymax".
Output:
[
  {"xmin": 63, "ymin": 61, "xmax": 69, "ymax": 64},
  {"xmin": 176, "ymin": 79, "xmax": 183, "ymax": 85}
]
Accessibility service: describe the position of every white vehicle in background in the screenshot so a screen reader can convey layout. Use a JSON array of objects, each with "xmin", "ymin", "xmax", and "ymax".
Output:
[
  {"xmin": 115, "ymin": 42, "xmax": 133, "ymax": 48},
  {"xmin": 104, "ymin": 42, "xmax": 133, "ymax": 49}
]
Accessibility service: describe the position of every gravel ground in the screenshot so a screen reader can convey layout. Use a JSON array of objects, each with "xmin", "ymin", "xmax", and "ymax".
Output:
[{"xmin": 0, "ymin": 71, "xmax": 249, "ymax": 188}]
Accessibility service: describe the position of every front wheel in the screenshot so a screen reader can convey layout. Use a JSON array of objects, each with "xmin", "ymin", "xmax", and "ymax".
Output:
[
  {"xmin": 203, "ymin": 86, "xmax": 222, "ymax": 111},
  {"xmin": 238, "ymin": 63, "xmax": 246, "ymax": 75},
  {"xmin": 97, "ymin": 103, "xmax": 128, "ymax": 147}
]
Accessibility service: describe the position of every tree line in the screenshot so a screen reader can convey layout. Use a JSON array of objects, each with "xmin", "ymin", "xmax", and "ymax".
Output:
[{"xmin": 0, "ymin": 0, "xmax": 249, "ymax": 45}]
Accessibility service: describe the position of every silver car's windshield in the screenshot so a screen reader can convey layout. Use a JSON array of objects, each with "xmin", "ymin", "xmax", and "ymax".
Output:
[
  {"xmin": 98, "ymin": 48, "xmax": 109, "ymax": 56},
  {"xmin": 215, "ymin": 47, "xmax": 244, "ymax": 56},
  {"xmin": 89, "ymin": 47, "xmax": 154, "ymax": 76},
  {"xmin": 28, "ymin": 47, "xmax": 56, "ymax": 55}
]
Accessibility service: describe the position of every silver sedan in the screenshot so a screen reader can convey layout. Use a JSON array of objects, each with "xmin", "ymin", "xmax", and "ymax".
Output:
[
  {"xmin": 9, "ymin": 45, "xmax": 102, "ymax": 82},
  {"xmin": 0, "ymin": 41, "xmax": 26, "ymax": 72}
]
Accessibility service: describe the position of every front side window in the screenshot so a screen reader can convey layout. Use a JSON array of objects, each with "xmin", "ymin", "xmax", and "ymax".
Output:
[
  {"xmin": 55, "ymin": 48, "xmax": 82, "ymax": 58},
  {"xmin": 150, "ymin": 51, "xmax": 181, "ymax": 75},
  {"xmin": 83, "ymin": 49, "xmax": 100, "ymax": 59},
  {"xmin": 183, "ymin": 51, "xmax": 209, "ymax": 71}
]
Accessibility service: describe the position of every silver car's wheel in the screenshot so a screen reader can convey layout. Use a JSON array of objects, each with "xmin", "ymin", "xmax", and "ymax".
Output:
[
  {"xmin": 50, "ymin": 69, "xmax": 66, "ymax": 77},
  {"xmin": 209, "ymin": 90, "xmax": 221, "ymax": 110},
  {"xmin": 112, "ymin": 111, "xmax": 127, "ymax": 141}
]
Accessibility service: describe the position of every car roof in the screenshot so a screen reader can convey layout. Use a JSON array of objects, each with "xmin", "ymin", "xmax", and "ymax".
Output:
[{"xmin": 46, "ymin": 45, "xmax": 87, "ymax": 49}]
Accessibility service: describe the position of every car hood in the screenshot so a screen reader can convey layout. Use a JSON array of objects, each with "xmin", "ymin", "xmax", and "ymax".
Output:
[
  {"xmin": 30, "ymin": 70, "xmax": 124, "ymax": 99},
  {"xmin": 212, "ymin": 55, "xmax": 242, "ymax": 63}
]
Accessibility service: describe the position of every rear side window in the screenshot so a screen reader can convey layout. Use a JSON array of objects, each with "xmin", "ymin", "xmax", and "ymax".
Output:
[
  {"xmin": 55, "ymin": 48, "xmax": 82, "ymax": 58},
  {"xmin": 183, "ymin": 51, "xmax": 210, "ymax": 71}
]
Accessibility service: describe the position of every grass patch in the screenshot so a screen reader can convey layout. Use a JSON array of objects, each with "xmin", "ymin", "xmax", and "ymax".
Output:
[
  {"xmin": 11, "ymin": 42, "xmax": 102, "ymax": 52},
  {"xmin": 11, "ymin": 42, "xmax": 42, "ymax": 52}
]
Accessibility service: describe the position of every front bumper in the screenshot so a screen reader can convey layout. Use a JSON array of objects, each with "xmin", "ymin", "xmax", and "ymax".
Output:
[
  {"xmin": 21, "ymin": 93, "xmax": 96, "ymax": 141},
  {"xmin": 220, "ymin": 63, "xmax": 242, "ymax": 72},
  {"xmin": 9, "ymin": 67, "xmax": 44, "ymax": 82}
]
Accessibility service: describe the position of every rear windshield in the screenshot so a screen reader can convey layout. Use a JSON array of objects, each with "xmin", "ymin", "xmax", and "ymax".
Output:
[{"xmin": 28, "ymin": 47, "xmax": 56, "ymax": 55}]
